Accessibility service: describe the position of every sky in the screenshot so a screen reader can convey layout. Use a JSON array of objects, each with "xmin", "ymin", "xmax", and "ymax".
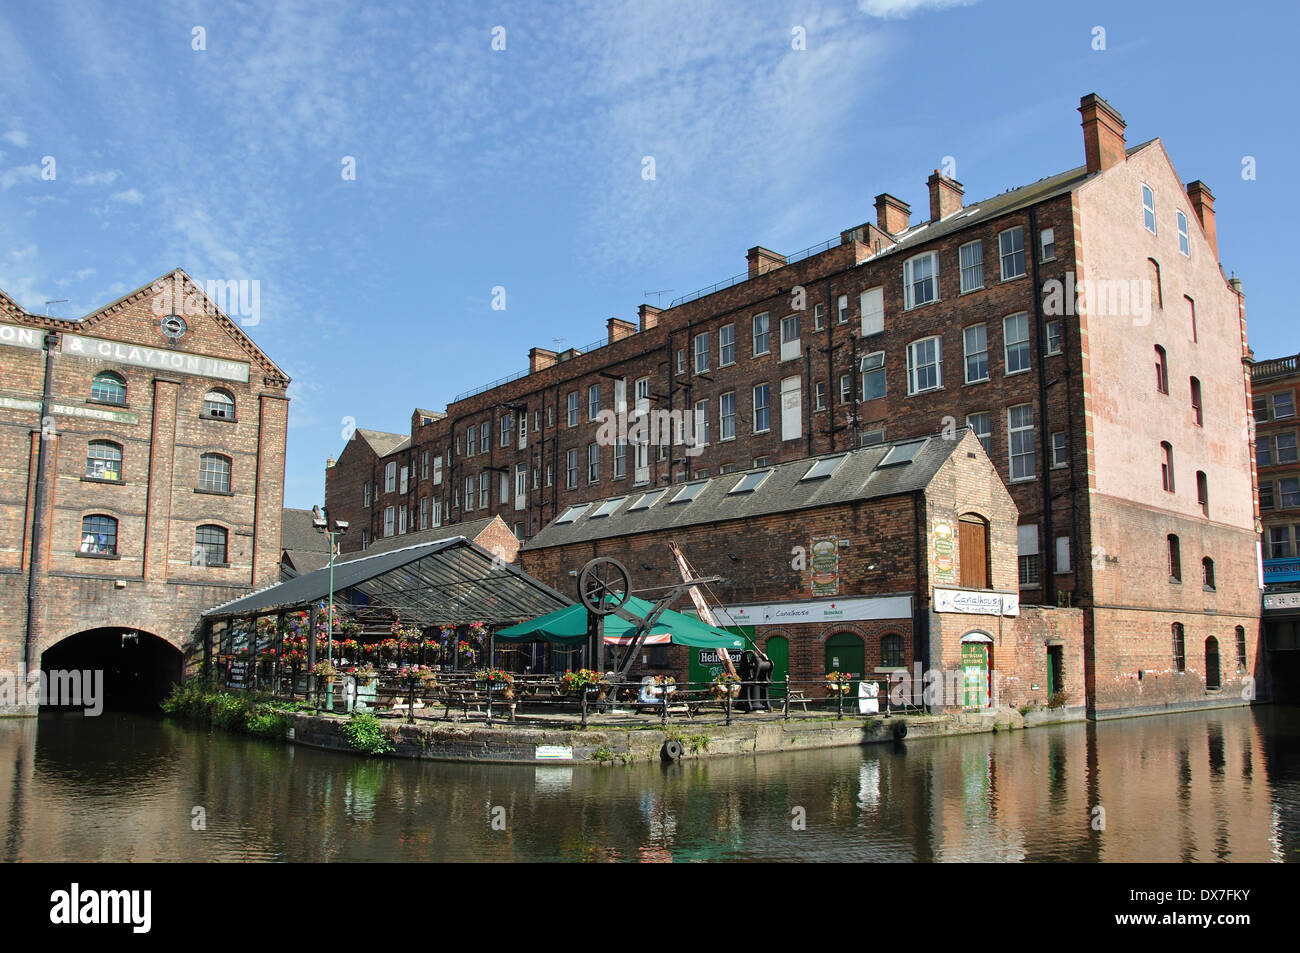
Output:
[{"xmin": 1, "ymin": 0, "xmax": 1294, "ymax": 509}]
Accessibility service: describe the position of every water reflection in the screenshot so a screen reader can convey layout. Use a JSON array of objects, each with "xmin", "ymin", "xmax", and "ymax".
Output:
[{"xmin": 0, "ymin": 706, "xmax": 1296, "ymax": 862}]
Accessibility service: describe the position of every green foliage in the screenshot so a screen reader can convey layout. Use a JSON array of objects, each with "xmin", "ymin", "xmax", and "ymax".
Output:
[
  {"xmin": 686, "ymin": 733, "xmax": 711, "ymax": 753},
  {"xmin": 590, "ymin": 744, "xmax": 613, "ymax": 763},
  {"xmin": 341, "ymin": 711, "xmax": 395, "ymax": 756},
  {"xmin": 161, "ymin": 678, "xmax": 306, "ymax": 741}
]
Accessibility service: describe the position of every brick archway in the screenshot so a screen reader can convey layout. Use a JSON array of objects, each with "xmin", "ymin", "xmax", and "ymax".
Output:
[{"xmin": 39, "ymin": 625, "xmax": 184, "ymax": 711}]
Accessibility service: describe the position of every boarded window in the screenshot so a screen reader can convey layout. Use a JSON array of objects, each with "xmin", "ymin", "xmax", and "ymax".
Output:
[{"xmin": 959, "ymin": 514, "xmax": 990, "ymax": 589}]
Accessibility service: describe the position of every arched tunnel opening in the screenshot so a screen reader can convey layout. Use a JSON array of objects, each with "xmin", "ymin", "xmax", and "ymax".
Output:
[{"xmin": 40, "ymin": 628, "xmax": 183, "ymax": 712}]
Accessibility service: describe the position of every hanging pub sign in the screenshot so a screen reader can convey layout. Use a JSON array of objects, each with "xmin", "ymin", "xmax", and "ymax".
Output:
[
  {"xmin": 932, "ymin": 519, "xmax": 956, "ymax": 584},
  {"xmin": 810, "ymin": 535, "xmax": 839, "ymax": 597}
]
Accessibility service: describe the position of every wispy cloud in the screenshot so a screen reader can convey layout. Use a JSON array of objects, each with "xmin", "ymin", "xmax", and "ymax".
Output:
[
  {"xmin": 859, "ymin": 0, "xmax": 979, "ymax": 18},
  {"xmin": 2, "ymin": 129, "xmax": 27, "ymax": 147},
  {"xmin": 0, "ymin": 162, "xmax": 37, "ymax": 189},
  {"xmin": 110, "ymin": 188, "xmax": 143, "ymax": 204},
  {"xmin": 74, "ymin": 169, "xmax": 119, "ymax": 186}
]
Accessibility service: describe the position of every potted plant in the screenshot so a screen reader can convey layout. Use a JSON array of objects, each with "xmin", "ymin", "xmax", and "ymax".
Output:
[
  {"xmin": 474, "ymin": 669, "xmax": 515, "ymax": 699},
  {"xmin": 651, "ymin": 674, "xmax": 677, "ymax": 697},
  {"xmin": 824, "ymin": 671, "xmax": 852, "ymax": 694},
  {"xmin": 711, "ymin": 672, "xmax": 742, "ymax": 699},
  {"xmin": 557, "ymin": 668, "xmax": 601, "ymax": 694},
  {"xmin": 457, "ymin": 640, "xmax": 478, "ymax": 665}
]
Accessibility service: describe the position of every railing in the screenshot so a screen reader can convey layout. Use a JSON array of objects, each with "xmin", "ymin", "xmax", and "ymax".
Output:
[
  {"xmin": 1251, "ymin": 354, "xmax": 1299, "ymax": 383},
  {"xmin": 669, "ymin": 236, "xmax": 844, "ymax": 308},
  {"xmin": 449, "ymin": 337, "xmax": 612, "ymax": 404}
]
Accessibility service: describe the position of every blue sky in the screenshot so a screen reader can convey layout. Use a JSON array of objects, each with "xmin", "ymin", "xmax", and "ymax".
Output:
[{"xmin": 1, "ymin": 0, "xmax": 1294, "ymax": 509}]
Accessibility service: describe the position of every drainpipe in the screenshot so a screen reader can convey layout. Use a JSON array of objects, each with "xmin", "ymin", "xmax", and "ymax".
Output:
[
  {"xmin": 913, "ymin": 489, "xmax": 930, "ymax": 708},
  {"xmin": 24, "ymin": 331, "xmax": 59, "ymax": 680},
  {"xmin": 1029, "ymin": 206, "xmax": 1056, "ymax": 606}
]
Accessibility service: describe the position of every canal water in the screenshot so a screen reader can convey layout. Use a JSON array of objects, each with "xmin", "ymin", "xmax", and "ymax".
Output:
[{"xmin": 2, "ymin": 706, "xmax": 1298, "ymax": 862}]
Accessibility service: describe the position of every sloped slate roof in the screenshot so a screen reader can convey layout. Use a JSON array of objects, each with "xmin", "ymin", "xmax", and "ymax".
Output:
[
  {"xmin": 337, "ymin": 516, "xmax": 503, "ymax": 562},
  {"xmin": 523, "ymin": 432, "xmax": 962, "ymax": 551},
  {"xmin": 357, "ymin": 429, "xmax": 409, "ymax": 456},
  {"xmin": 281, "ymin": 507, "xmax": 334, "ymax": 554}
]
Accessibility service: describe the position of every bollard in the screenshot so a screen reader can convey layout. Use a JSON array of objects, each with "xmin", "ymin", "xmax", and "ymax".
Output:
[
  {"xmin": 837, "ymin": 683, "xmax": 844, "ymax": 720},
  {"xmin": 581, "ymin": 688, "xmax": 588, "ymax": 729},
  {"xmin": 784, "ymin": 675, "xmax": 791, "ymax": 720},
  {"xmin": 407, "ymin": 680, "xmax": 416, "ymax": 725},
  {"xmin": 725, "ymin": 688, "xmax": 732, "ymax": 726}
]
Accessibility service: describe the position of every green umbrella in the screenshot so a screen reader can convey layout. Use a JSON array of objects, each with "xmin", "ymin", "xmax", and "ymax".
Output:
[{"xmin": 496, "ymin": 595, "xmax": 745, "ymax": 649}]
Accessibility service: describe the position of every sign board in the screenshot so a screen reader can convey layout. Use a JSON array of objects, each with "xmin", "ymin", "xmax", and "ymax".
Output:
[
  {"xmin": 224, "ymin": 659, "xmax": 248, "ymax": 690},
  {"xmin": 720, "ymin": 595, "xmax": 911, "ymax": 626},
  {"xmin": 934, "ymin": 587, "xmax": 1019, "ymax": 617},
  {"xmin": 535, "ymin": 745, "xmax": 573, "ymax": 761},
  {"xmin": 932, "ymin": 519, "xmax": 955, "ymax": 584},
  {"xmin": 810, "ymin": 535, "xmax": 839, "ymax": 598},
  {"xmin": 60, "ymin": 332, "xmax": 250, "ymax": 383},
  {"xmin": 0, "ymin": 394, "xmax": 140, "ymax": 425},
  {"xmin": 0, "ymin": 323, "xmax": 44, "ymax": 350}
]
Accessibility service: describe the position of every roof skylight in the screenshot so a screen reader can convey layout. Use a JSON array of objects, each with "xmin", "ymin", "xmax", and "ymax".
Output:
[
  {"xmin": 589, "ymin": 497, "xmax": 626, "ymax": 518},
  {"xmin": 879, "ymin": 438, "xmax": 928, "ymax": 468},
  {"xmin": 628, "ymin": 488, "xmax": 668, "ymax": 511},
  {"xmin": 801, "ymin": 454, "xmax": 848, "ymax": 481},
  {"xmin": 728, "ymin": 469, "xmax": 772, "ymax": 494},
  {"xmin": 555, "ymin": 503, "xmax": 591, "ymax": 524},
  {"xmin": 669, "ymin": 481, "xmax": 708, "ymax": 504}
]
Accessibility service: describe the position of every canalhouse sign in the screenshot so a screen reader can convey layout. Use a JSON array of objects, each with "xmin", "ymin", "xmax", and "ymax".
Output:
[
  {"xmin": 0, "ymin": 394, "xmax": 140, "ymax": 425},
  {"xmin": 719, "ymin": 594, "xmax": 912, "ymax": 626},
  {"xmin": 934, "ymin": 587, "xmax": 1020, "ymax": 617},
  {"xmin": 60, "ymin": 332, "xmax": 250, "ymax": 383}
]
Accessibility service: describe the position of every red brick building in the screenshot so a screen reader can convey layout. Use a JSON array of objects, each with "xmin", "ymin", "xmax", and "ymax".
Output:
[
  {"xmin": 326, "ymin": 93, "xmax": 1259, "ymax": 716},
  {"xmin": 519, "ymin": 432, "xmax": 1084, "ymax": 715},
  {"xmin": 0, "ymin": 270, "xmax": 289, "ymax": 712}
]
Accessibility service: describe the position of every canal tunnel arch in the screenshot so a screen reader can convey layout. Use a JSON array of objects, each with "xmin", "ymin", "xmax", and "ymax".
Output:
[{"xmin": 40, "ymin": 627, "xmax": 183, "ymax": 711}]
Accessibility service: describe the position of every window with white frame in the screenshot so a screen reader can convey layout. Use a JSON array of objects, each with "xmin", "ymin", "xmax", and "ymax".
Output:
[
  {"xmin": 588, "ymin": 442, "xmax": 600, "ymax": 483},
  {"xmin": 1142, "ymin": 184, "xmax": 1156, "ymax": 234},
  {"xmin": 385, "ymin": 461, "xmax": 396, "ymax": 492},
  {"xmin": 837, "ymin": 294, "xmax": 848, "ymax": 324},
  {"xmin": 1040, "ymin": 228, "xmax": 1055, "ymax": 262},
  {"xmin": 719, "ymin": 324, "xmax": 735, "ymax": 365},
  {"xmin": 614, "ymin": 378, "xmax": 627, "ymax": 415},
  {"xmin": 420, "ymin": 496, "xmax": 429, "ymax": 529},
  {"xmin": 813, "ymin": 302, "xmax": 825, "ymax": 331},
  {"xmin": 964, "ymin": 324, "xmax": 989, "ymax": 383},
  {"xmin": 720, "ymin": 392, "xmax": 736, "ymax": 440},
  {"xmin": 398, "ymin": 504, "xmax": 407, "ymax": 534},
  {"xmin": 999, "ymin": 227, "xmax": 1026, "ymax": 280},
  {"xmin": 384, "ymin": 506, "xmax": 395, "ymax": 537},
  {"xmin": 421, "ymin": 451, "xmax": 429, "ymax": 480},
  {"xmin": 501, "ymin": 414, "xmax": 512, "ymax": 447},
  {"xmin": 464, "ymin": 476, "xmax": 474, "ymax": 511},
  {"xmin": 1045, "ymin": 320, "xmax": 1062, "ymax": 356},
  {"xmin": 500, "ymin": 471, "xmax": 510, "ymax": 504},
  {"xmin": 904, "ymin": 253, "xmax": 938, "ymax": 309},
  {"xmin": 519, "ymin": 414, "xmax": 527, "ymax": 448},
  {"xmin": 752, "ymin": 313, "xmax": 770, "ymax": 355},
  {"xmin": 613, "ymin": 441, "xmax": 627, "ymax": 478},
  {"xmin": 545, "ymin": 464, "xmax": 553, "ymax": 487},
  {"xmin": 676, "ymin": 349, "xmax": 686, "ymax": 376},
  {"xmin": 1018, "ymin": 524, "xmax": 1040, "ymax": 586},
  {"xmin": 479, "ymin": 471, "xmax": 489, "ymax": 509},
  {"xmin": 634, "ymin": 377, "xmax": 650, "ymax": 417},
  {"xmin": 433, "ymin": 455, "xmax": 443, "ymax": 485},
  {"xmin": 1004, "ymin": 312, "xmax": 1031, "ymax": 374},
  {"xmin": 588, "ymin": 384, "xmax": 600, "ymax": 421},
  {"xmin": 399, "ymin": 465, "xmax": 408, "ymax": 495},
  {"xmin": 861, "ymin": 352, "xmax": 886, "ymax": 401},
  {"xmin": 432, "ymin": 498, "xmax": 442, "ymax": 527},
  {"xmin": 753, "ymin": 383, "xmax": 771, "ymax": 433},
  {"xmin": 1051, "ymin": 431, "xmax": 1068, "ymax": 468},
  {"xmin": 694, "ymin": 332, "xmax": 711, "ymax": 373},
  {"xmin": 1275, "ymin": 391, "xmax": 1296, "ymax": 419},
  {"xmin": 967, "ymin": 412, "xmax": 991, "ymax": 454},
  {"xmin": 779, "ymin": 315, "xmax": 800, "ymax": 361},
  {"xmin": 567, "ymin": 449, "xmax": 578, "ymax": 488},
  {"xmin": 694, "ymin": 399, "xmax": 710, "ymax": 446},
  {"xmin": 860, "ymin": 287, "xmax": 884, "ymax": 337},
  {"xmin": 567, "ymin": 391, "xmax": 579, "ymax": 427},
  {"xmin": 1008, "ymin": 404, "xmax": 1035, "ymax": 481},
  {"xmin": 199, "ymin": 454, "xmax": 232, "ymax": 493},
  {"xmin": 1177, "ymin": 210, "xmax": 1190, "ymax": 257},
  {"xmin": 906, "ymin": 336, "xmax": 943, "ymax": 394},
  {"xmin": 480, "ymin": 423, "xmax": 489, "ymax": 453},
  {"xmin": 814, "ymin": 381, "xmax": 826, "ymax": 411},
  {"xmin": 363, "ymin": 481, "xmax": 371, "ymax": 507},
  {"xmin": 959, "ymin": 240, "xmax": 983, "ymax": 293},
  {"xmin": 839, "ymin": 374, "xmax": 852, "ymax": 404}
]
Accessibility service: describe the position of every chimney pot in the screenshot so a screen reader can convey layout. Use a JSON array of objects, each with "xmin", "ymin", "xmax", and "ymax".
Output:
[{"xmin": 1079, "ymin": 92, "xmax": 1127, "ymax": 174}]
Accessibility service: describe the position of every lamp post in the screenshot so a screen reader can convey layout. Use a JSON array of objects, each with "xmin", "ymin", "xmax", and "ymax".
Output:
[{"xmin": 313, "ymin": 505, "xmax": 349, "ymax": 712}]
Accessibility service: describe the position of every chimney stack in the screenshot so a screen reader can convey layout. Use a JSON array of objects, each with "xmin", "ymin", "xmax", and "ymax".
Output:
[
  {"xmin": 638, "ymin": 303, "xmax": 662, "ymax": 332},
  {"xmin": 1079, "ymin": 93, "xmax": 1126, "ymax": 174},
  {"xmin": 747, "ymin": 246, "xmax": 787, "ymax": 278},
  {"xmin": 529, "ymin": 347, "xmax": 557, "ymax": 373},
  {"xmin": 874, "ymin": 193, "xmax": 911, "ymax": 235},
  {"xmin": 1185, "ymin": 180, "xmax": 1218, "ymax": 261},
  {"xmin": 607, "ymin": 316, "xmax": 637, "ymax": 344},
  {"xmin": 927, "ymin": 171, "xmax": 963, "ymax": 222}
]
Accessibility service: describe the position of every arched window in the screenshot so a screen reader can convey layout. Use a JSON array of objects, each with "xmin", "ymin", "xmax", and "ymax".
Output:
[
  {"xmin": 90, "ymin": 372, "xmax": 126, "ymax": 405},
  {"xmin": 80, "ymin": 514, "xmax": 118, "ymax": 555},
  {"xmin": 202, "ymin": 389, "xmax": 235, "ymax": 419},
  {"xmin": 1154, "ymin": 345, "xmax": 1168, "ymax": 394},
  {"xmin": 1172, "ymin": 622, "xmax": 1186, "ymax": 672},
  {"xmin": 1205, "ymin": 636, "xmax": 1221, "ymax": 690},
  {"xmin": 1196, "ymin": 471, "xmax": 1209, "ymax": 516},
  {"xmin": 1202, "ymin": 556, "xmax": 1215, "ymax": 591},
  {"xmin": 85, "ymin": 440, "xmax": 123, "ymax": 480},
  {"xmin": 194, "ymin": 524, "xmax": 228, "ymax": 566},
  {"xmin": 1161, "ymin": 442, "xmax": 1175, "ymax": 492},
  {"xmin": 880, "ymin": 634, "xmax": 905, "ymax": 669},
  {"xmin": 958, "ymin": 513, "xmax": 990, "ymax": 589},
  {"xmin": 1235, "ymin": 626, "xmax": 1248, "ymax": 672},
  {"xmin": 198, "ymin": 453, "xmax": 231, "ymax": 493},
  {"xmin": 1168, "ymin": 534, "xmax": 1181, "ymax": 582}
]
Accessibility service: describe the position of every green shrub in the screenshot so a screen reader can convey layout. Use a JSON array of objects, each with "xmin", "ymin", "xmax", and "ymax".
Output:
[
  {"xmin": 341, "ymin": 711, "xmax": 395, "ymax": 756},
  {"xmin": 246, "ymin": 706, "xmax": 292, "ymax": 739}
]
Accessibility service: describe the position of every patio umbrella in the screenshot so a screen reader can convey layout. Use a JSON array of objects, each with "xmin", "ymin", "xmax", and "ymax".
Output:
[{"xmin": 495, "ymin": 596, "xmax": 745, "ymax": 649}]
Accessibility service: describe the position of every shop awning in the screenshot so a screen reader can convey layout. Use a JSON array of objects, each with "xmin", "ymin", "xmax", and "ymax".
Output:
[
  {"xmin": 496, "ymin": 596, "xmax": 746, "ymax": 649},
  {"xmin": 203, "ymin": 537, "xmax": 571, "ymax": 626}
]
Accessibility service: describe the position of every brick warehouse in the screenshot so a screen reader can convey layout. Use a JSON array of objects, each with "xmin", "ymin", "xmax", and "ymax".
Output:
[
  {"xmin": 325, "ymin": 92, "xmax": 1260, "ymax": 716},
  {"xmin": 0, "ymin": 270, "xmax": 289, "ymax": 713},
  {"xmin": 519, "ymin": 432, "xmax": 1086, "ymax": 714}
]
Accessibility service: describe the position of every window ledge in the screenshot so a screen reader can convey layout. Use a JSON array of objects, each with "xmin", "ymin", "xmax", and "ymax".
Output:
[
  {"xmin": 81, "ymin": 476, "xmax": 125, "ymax": 485},
  {"xmin": 959, "ymin": 286, "xmax": 985, "ymax": 295},
  {"xmin": 1004, "ymin": 368, "xmax": 1032, "ymax": 378},
  {"xmin": 195, "ymin": 562, "xmax": 231, "ymax": 569},
  {"xmin": 964, "ymin": 377, "xmax": 990, "ymax": 387},
  {"xmin": 1000, "ymin": 273, "xmax": 1027, "ymax": 283},
  {"xmin": 195, "ymin": 488, "xmax": 234, "ymax": 497},
  {"xmin": 76, "ymin": 551, "xmax": 120, "ymax": 560},
  {"xmin": 87, "ymin": 398, "xmax": 129, "ymax": 409},
  {"xmin": 200, "ymin": 415, "xmax": 238, "ymax": 423},
  {"xmin": 906, "ymin": 386, "xmax": 946, "ymax": 398}
]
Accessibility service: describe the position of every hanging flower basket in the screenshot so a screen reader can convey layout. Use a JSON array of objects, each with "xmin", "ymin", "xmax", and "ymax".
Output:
[
  {"xmin": 474, "ymin": 669, "xmax": 515, "ymax": 699},
  {"xmin": 711, "ymin": 672, "xmax": 742, "ymax": 699},
  {"xmin": 824, "ymin": 671, "xmax": 852, "ymax": 693}
]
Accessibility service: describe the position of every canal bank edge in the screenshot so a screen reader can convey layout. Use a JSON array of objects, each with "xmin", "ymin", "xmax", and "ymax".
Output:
[{"xmin": 281, "ymin": 706, "xmax": 1095, "ymax": 765}]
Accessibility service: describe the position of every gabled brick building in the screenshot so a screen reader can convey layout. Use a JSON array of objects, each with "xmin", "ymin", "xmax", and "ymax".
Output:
[
  {"xmin": 327, "ymin": 93, "xmax": 1260, "ymax": 716},
  {"xmin": 0, "ymin": 270, "xmax": 289, "ymax": 711}
]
